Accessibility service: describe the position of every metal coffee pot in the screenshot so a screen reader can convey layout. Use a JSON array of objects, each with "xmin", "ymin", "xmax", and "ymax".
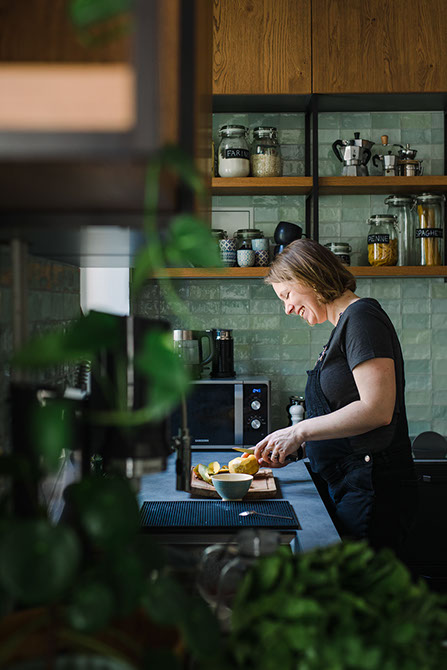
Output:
[
  {"xmin": 173, "ymin": 329, "xmax": 214, "ymax": 379},
  {"xmin": 372, "ymin": 151, "xmax": 398, "ymax": 176},
  {"xmin": 332, "ymin": 132, "xmax": 374, "ymax": 176},
  {"xmin": 395, "ymin": 143, "xmax": 423, "ymax": 175}
]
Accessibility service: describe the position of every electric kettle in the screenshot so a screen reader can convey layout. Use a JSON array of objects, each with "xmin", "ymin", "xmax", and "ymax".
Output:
[{"xmin": 173, "ymin": 329, "xmax": 214, "ymax": 379}]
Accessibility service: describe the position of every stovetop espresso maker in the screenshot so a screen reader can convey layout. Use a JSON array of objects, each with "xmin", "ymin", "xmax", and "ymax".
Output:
[{"xmin": 332, "ymin": 132, "xmax": 374, "ymax": 176}]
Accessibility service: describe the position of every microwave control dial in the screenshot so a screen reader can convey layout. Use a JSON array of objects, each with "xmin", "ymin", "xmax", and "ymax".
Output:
[
  {"xmin": 251, "ymin": 418, "xmax": 261, "ymax": 430},
  {"xmin": 250, "ymin": 399, "xmax": 261, "ymax": 411}
]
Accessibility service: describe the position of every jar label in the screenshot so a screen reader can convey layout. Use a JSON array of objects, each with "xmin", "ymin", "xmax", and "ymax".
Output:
[
  {"xmin": 224, "ymin": 148, "xmax": 250, "ymax": 160},
  {"xmin": 368, "ymin": 234, "xmax": 390, "ymax": 244},
  {"xmin": 416, "ymin": 228, "xmax": 443, "ymax": 238}
]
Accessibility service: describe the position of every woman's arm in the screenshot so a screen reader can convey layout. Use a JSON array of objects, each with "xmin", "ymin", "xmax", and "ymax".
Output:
[{"xmin": 254, "ymin": 357, "xmax": 396, "ymax": 465}]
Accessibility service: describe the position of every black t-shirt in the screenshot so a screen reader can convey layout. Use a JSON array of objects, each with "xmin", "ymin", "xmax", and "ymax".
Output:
[{"xmin": 319, "ymin": 297, "xmax": 410, "ymax": 453}]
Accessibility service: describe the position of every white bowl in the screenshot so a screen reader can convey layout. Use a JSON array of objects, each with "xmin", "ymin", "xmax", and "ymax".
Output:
[{"xmin": 211, "ymin": 473, "xmax": 253, "ymax": 501}]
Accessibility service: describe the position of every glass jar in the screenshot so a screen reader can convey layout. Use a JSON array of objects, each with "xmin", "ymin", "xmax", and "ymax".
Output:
[
  {"xmin": 233, "ymin": 228, "xmax": 264, "ymax": 250},
  {"xmin": 324, "ymin": 242, "xmax": 352, "ymax": 266},
  {"xmin": 217, "ymin": 125, "xmax": 250, "ymax": 178},
  {"xmin": 384, "ymin": 195, "xmax": 415, "ymax": 266},
  {"xmin": 250, "ymin": 126, "xmax": 282, "ymax": 177},
  {"xmin": 414, "ymin": 193, "xmax": 445, "ymax": 266},
  {"xmin": 367, "ymin": 214, "xmax": 398, "ymax": 266}
]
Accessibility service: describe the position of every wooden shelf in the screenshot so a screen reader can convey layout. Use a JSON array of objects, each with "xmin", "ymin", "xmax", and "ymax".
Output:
[
  {"xmin": 211, "ymin": 177, "xmax": 312, "ymax": 195},
  {"xmin": 318, "ymin": 176, "xmax": 447, "ymax": 195},
  {"xmin": 211, "ymin": 176, "xmax": 447, "ymax": 197},
  {"xmin": 155, "ymin": 266, "xmax": 447, "ymax": 279}
]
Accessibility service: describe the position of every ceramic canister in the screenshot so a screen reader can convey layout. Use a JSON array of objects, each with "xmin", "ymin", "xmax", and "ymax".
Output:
[
  {"xmin": 255, "ymin": 250, "xmax": 270, "ymax": 267},
  {"xmin": 219, "ymin": 238, "xmax": 237, "ymax": 267},
  {"xmin": 237, "ymin": 248, "xmax": 255, "ymax": 267},
  {"xmin": 252, "ymin": 237, "xmax": 269, "ymax": 252}
]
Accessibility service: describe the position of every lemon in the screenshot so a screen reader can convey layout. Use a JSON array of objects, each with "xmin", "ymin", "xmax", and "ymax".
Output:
[{"xmin": 228, "ymin": 455, "xmax": 259, "ymax": 475}]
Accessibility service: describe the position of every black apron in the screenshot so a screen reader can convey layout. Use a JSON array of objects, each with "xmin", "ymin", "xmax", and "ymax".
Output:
[{"xmin": 304, "ymin": 339, "xmax": 418, "ymax": 550}]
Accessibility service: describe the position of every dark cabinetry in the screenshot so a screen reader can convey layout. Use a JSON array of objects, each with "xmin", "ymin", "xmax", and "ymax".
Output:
[{"xmin": 404, "ymin": 461, "xmax": 447, "ymax": 592}]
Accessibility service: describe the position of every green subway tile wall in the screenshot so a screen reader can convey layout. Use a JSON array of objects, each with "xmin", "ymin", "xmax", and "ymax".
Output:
[
  {"xmin": 133, "ymin": 277, "xmax": 447, "ymax": 438},
  {"xmin": 133, "ymin": 110, "xmax": 447, "ymax": 439}
]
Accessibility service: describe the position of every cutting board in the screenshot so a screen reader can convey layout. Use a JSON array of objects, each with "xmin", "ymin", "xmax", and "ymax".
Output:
[{"xmin": 190, "ymin": 468, "xmax": 277, "ymax": 499}]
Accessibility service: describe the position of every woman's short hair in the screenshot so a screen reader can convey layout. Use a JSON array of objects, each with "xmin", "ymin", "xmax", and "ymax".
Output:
[{"xmin": 266, "ymin": 238, "xmax": 356, "ymax": 303}]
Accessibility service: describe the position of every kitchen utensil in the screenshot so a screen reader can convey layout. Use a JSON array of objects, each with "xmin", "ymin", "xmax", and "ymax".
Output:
[
  {"xmin": 397, "ymin": 143, "xmax": 418, "ymax": 160},
  {"xmin": 173, "ymin": 329, "xmax": 214, "ymax": 379},
  {"xmin": 239, "ymin": 510, "xmax": 294, "ymax": 520},
  {"xmin": 232, "ymin": 447, "xmax": 299, "ymax": 462},
  {"xmin": 332, "ymin": 132, "xmax": 374, "ymax": 176},
  {"xmin": 396, "ymin": 158, "xmax": 423, "ymax": 176},
  {"xmin": 274, "ymin": 221, "xmax": 303, "ymax": 245},
  {"xmin": 212, "ymin": 473, "xmax": 253, "ymax": 501}
]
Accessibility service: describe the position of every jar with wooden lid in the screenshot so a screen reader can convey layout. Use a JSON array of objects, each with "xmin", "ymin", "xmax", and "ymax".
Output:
[
  {"xmin": 250, "ymin": 127, "xmax": 282, "ymax": 177},
  {"xmin": 367, "ymin": 215, "xmax": 398, "ymax": 267}
]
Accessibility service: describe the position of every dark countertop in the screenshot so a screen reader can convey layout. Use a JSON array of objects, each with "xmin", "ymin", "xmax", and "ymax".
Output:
[{"xmin": 138, "ymin": 450, "xmax": 340, "ymax": 553}]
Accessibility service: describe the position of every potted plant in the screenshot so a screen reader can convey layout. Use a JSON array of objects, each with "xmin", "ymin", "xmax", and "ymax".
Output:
[{"xmin": 226, "ymin": 540, "xmax": 447, "ymax": 670}]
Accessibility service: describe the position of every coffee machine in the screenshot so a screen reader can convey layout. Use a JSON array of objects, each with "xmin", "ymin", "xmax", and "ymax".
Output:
[
  {"xmin": 332, "ymin": 132, "xmax": 374, "ymax": 176},
  {"xmin": 209, "ymin": 328, "xmax": 235, "ymax": 378}
]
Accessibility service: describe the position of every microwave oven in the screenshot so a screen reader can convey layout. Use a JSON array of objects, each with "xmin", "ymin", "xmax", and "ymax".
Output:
[{"xmin": 171, "ymin": 376, "xmax": 271, "ymax": 450}]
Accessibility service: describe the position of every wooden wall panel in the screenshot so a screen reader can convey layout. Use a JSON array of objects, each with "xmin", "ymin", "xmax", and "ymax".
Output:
[
  {"xmin": 213, "ymin": 0, "xmax": 311, "ymax": 95},
  {"xmin": 312, "ymin": 0, "xmax": 447, "ymax": 93}
]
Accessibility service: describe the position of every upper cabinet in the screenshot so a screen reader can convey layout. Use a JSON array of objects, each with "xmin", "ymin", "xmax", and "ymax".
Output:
[
  {"xmin": 213, "ymin": 0, "xmax": 311, "ymax": 95},
  {"xmin": 312, "ymin": 0, "xmax": 447, "ymax": 94}
]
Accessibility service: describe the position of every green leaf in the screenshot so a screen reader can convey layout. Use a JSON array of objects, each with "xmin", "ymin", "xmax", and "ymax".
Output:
[
  {"xmin": 31, "ymin": 400, "xmax": 73, "ymax": 472},
  {"xmin": 158, "ymin": 145, "xmax": 207, "ymax": 199},
  {"xmin": 142, "ymin": 575, "xmax": 187, "ymax": 626},
  {"xmin": 0, "ymin": 520, "xmax": 80, "ymax": 605},
  {"xmin": 134, "ymin": 329, "xmax": 190, "ymax": 420},
  {"xmin": 132, "ymin": 242, "xmax": 164, "ymax": 295},
  {"xmin": 64, "ymin": 476, "xmax": 140, "ymax": 549},
  {"xmin": 12, "ymin": 311, "xmax": 121, "ymax": 369},
  {"xmin": 165, "ymin": 215, "xmax": 222, "ymax": 269},
  {"xmin": 104, "ymin": 549, "xmax": 145, "ymax": 616},
  {"xmin": 66, "ymin": 578, "xmax": 115, "ymax": 632},
  {"xmin": 69, "ymin": 0, "xmax": 133, "ymax": 28}
]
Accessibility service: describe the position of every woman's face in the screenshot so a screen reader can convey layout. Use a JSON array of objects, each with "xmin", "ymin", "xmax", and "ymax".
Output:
[{"xmin": 272, "ymin": 280, "xmax": 327, "ymax": 326}]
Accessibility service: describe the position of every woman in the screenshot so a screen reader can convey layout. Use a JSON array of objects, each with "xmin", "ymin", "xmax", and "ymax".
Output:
[{"xmin": 254, "ymin": 238, "xmax": 418, "ymax": 558}]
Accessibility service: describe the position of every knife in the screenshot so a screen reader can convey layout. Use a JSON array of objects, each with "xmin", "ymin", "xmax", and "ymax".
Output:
[{"xmin": 232, "ymin": 447, "xmax": 301, "ymax": 462}]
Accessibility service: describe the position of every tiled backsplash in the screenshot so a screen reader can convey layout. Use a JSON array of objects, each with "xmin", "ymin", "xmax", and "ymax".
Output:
[
  {"xmin": 0, "ymin": 246, "xmax": 81, "ymax": 449},
  {"xmin": 133, "ymin": 276, "xmax": 447, "ymax": 439}
]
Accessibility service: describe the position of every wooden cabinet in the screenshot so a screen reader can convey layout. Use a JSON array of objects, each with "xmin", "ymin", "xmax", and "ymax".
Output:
[
  {"xmin": 213, "ymin": 0, "xmax": 311, "ymax": 95},
  {"xmin": 312, "ymin": 0, "xmax": 447, "ymax": 94}
]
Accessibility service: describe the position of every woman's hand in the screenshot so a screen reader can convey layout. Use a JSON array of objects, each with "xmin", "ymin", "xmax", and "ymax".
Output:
[{"xmin": 254, "ymin": 425, "xmax": 305, "ymax": 466}]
